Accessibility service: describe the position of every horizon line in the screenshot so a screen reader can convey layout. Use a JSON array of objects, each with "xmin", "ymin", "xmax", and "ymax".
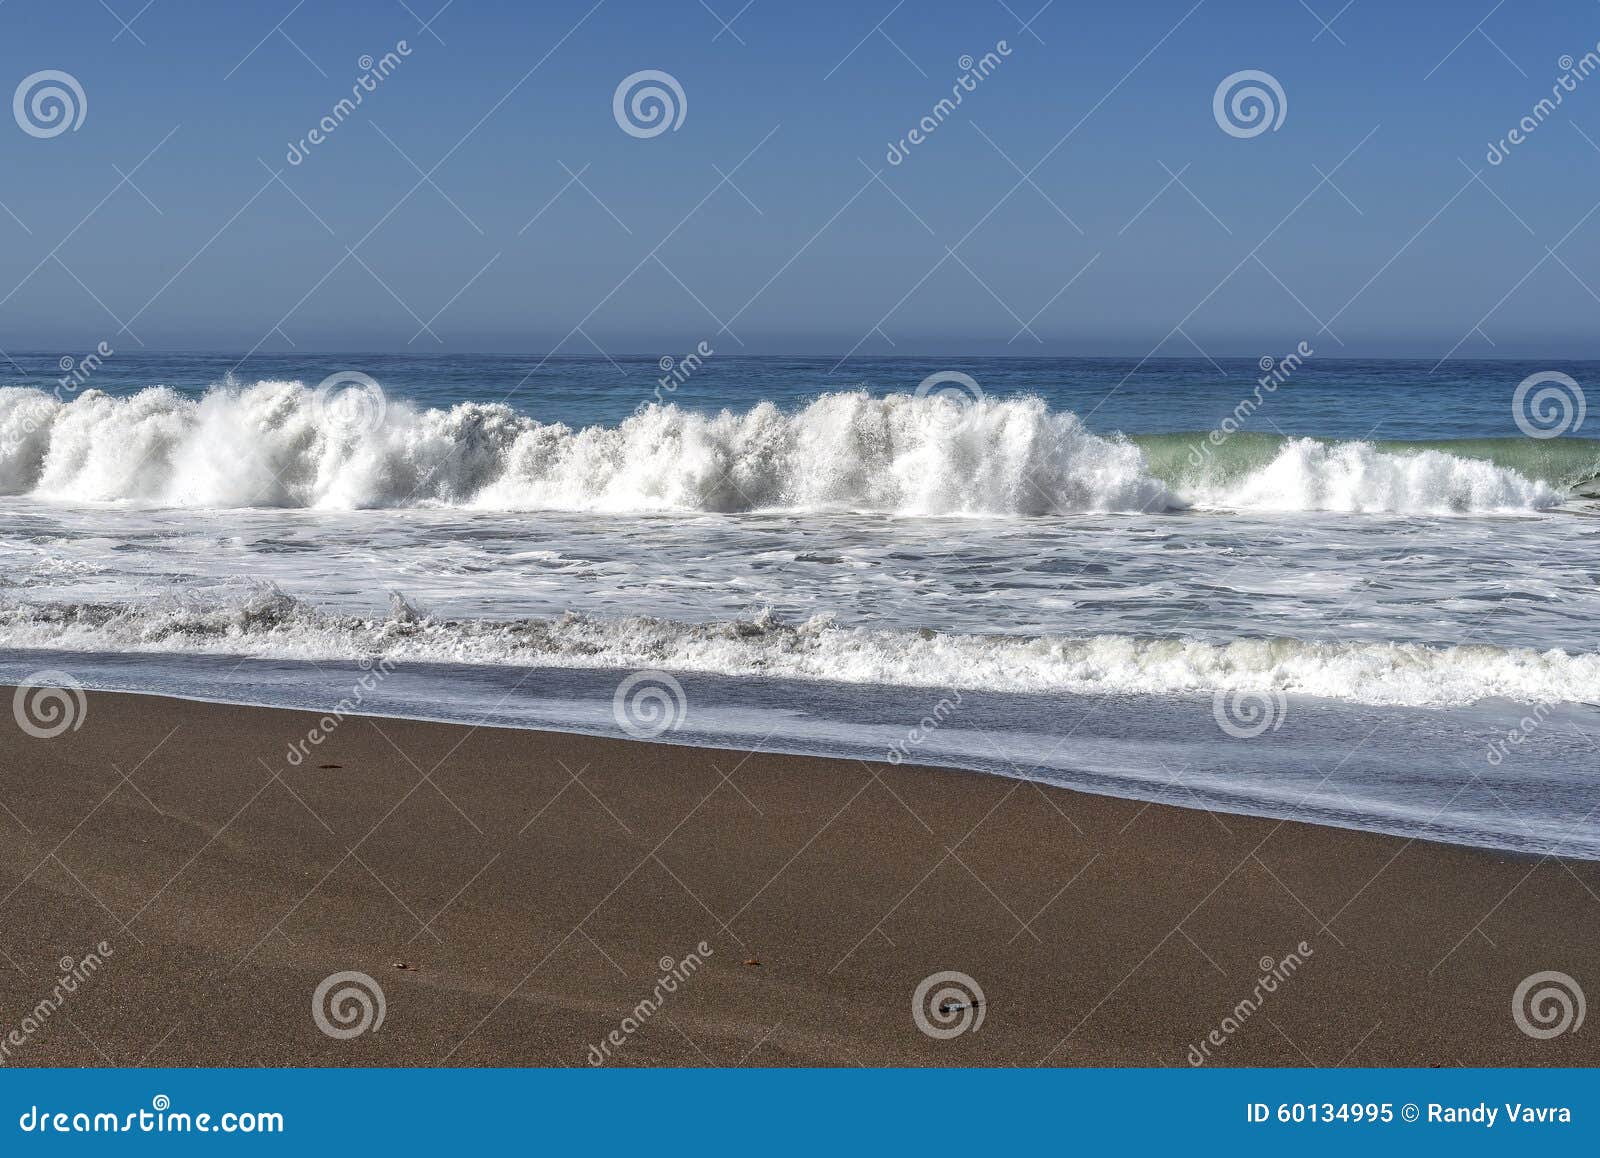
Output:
[{"xmin": 9, "ymin": 349, "xmax": 1600, "ymax": 364}]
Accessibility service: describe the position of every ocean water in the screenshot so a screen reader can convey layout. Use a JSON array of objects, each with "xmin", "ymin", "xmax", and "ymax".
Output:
[{"xmin": 0, "ymin": 354, "xmax": 1596, "ymax": 856}]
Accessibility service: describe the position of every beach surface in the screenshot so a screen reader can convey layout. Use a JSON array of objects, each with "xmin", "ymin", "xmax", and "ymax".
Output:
[{"xmin": 0, "ymin": 687, "xmax": 1594, "ymax": 1067}]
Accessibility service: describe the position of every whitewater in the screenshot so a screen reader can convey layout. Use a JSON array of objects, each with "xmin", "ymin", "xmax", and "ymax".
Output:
[
  {"xmin": 1, "ymin": 588, "xmax": 1595, "ymax": 708},
  {"xmin": 0, "ymin": 377, "xmax": 1596, "ymax": 708},
  {"xmin": 0, "ymin": 382, "xmax": 1574, "ymax": 515}
]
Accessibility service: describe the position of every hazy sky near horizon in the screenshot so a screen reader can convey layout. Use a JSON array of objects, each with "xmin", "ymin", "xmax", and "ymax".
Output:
[{"xmin": 2, "ymin": 0, "xmax": 1599, "ymax": 359}]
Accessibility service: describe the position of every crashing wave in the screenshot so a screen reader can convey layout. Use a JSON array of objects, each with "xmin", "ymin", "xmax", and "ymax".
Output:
[{"xmin": 0, "ymin": 383, "xmax": 1569, "ymax": 515}]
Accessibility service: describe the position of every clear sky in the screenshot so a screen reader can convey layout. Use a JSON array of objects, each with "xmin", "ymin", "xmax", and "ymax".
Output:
[{"xmin": 2, "ymin": 0, "xmax": 1598, "ymax": 358}]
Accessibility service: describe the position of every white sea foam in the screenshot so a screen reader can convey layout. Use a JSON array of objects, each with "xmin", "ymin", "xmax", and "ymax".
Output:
[
  {"xmin": 1190, "ymin": 437, "xmax": 1561, "ymax": 513},
  {"xmin": 0, "ymin": 383, "xmax": 1566, "ymax": 515},
  {"xmin": 1, "ymin": 587, "xmax": 1593, "ymax": 707}
]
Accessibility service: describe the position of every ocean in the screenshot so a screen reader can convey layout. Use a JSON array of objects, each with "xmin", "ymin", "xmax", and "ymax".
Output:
[{"xmin": 1, "ymin": 353, "xmax": 1596, "ymax": 857}]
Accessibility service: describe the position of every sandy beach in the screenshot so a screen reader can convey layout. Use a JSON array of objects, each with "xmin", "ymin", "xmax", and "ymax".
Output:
[{"xmin": 0, "ymin": 686, "xmax": 1591, "ymax": 1067}]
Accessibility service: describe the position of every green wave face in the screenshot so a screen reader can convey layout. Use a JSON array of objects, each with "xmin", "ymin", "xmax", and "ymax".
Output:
[{"xmin": 1131, "ymin": 432, "xmax": 1600, "ymax": 494}]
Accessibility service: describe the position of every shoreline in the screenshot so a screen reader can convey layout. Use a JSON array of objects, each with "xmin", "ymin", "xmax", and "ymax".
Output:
[
  {"xmin": 0, "ymin": 679, "xmax": 1574, "ymax": 865},
  {"xmin": 6, "ymin": 652, "xmax": 1595, "ymax": 862},
  {"xmin": 0, "ymin": 687, "xmax": 1595, "ymax": 1066}
]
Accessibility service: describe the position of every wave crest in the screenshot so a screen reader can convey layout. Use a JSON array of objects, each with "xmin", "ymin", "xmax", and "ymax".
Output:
[{"xmin": 0, "ymin": 383, "xmax": 1567, "ymax": 515}]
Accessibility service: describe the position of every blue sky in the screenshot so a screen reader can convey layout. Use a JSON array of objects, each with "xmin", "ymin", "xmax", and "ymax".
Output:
[{"xmin": 1, "ymin": 0, "xmax": 1598, "ymax": 358}]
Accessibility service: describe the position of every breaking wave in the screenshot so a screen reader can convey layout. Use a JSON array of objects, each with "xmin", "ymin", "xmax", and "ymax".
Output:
[
  {"xmin": 0, "ymin": 382, "xmax": 1575, "ymax": 515},
  {"xmin": 1, "ymin": 586, "xmax": 1594, "ymax": 707}
]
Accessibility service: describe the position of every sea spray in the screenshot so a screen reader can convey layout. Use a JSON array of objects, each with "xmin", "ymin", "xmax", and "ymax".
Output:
[{"xmin": 0, "ymin": 384, "xmax": 1567, "ymax": 515}]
